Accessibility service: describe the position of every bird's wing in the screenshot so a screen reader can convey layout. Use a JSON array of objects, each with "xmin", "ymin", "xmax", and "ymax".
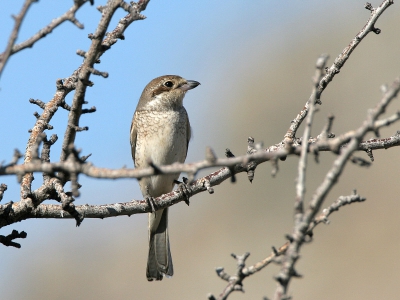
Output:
[
  {"xmin": 130, "ymin": 114, "xmax": 137, "ymax": 163},
  {"xmin": 185, "ymin": 112, "xmax": 191, "ymax": 160}
]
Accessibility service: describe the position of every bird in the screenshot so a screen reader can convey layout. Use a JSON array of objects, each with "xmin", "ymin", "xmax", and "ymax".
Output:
[{"xmin": 130, "ymin": 75, "xmax": 200, "ymax": 281}]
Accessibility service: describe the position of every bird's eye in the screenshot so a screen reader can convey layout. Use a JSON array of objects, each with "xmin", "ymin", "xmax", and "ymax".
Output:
[{"xmin": 164, "ymin": 81, "xmax": 173, "ymax": 88}]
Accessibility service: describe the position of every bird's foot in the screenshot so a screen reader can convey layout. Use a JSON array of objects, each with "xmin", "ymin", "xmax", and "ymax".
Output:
[
  {"xmin": 145, "ymin": 186, "xmax": 157, "ymax": 212},
  {"xmin": 174, "ymin": 177, "xmax": 192, "ymax": 206},
  {"xmin": 145, "ymin": 196, "xmax": 157, "ymax": 212}
]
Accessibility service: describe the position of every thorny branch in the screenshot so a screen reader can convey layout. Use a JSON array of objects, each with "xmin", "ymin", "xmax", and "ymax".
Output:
[
  {"xmin": 207, "ymin": 2, "xmax": 397, "ymax": 297},
  {"xmin": 284, "ymin": 0, "xmax": 394, "ymax": 143},
  {"xmin": 295, "ymin": 54, "xmax": 328, "ymax": 220},
  {"xmin": 208, "ymin": 191, "xmax": 365, "ymax": 300},
  {"xmin": 2, "ymin": 130, "xmax": 400, "ymax": 182},
  {"xmin": 0, "ymin": 0, "xmax": 92, "ymax": 79},
  {"xmin": 208, "ymin": 245, "xmax": 289, "ymax": 300},
  {"xmin": 14, "ymin": 0, "xmax": 150, "ymax": 226},
  {"xmin": 0, "ymin": 0, "xmax": 398, "ymax": 299},
  {"xmin": 60, "ymin": 0, "xmax": 149, "ymax": 163},
  {"xmin": 0, "ymin": 0, "xmax": 36, "ymax": 79},
  {"xmin": 274, "ymin": 2, "xmax": 397, "ymax": 298},
  {"xmin": 307, "ymin": 191, "xmax": 366, "ymax": 234}
]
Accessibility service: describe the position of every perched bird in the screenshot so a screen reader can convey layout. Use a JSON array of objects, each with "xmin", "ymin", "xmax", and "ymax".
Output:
[{"xmin": 130, "ymin": 75, "xmax": 200, "ymax": 281}]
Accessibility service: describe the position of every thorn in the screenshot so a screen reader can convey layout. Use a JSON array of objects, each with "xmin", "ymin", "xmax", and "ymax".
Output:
[
  {"xmin": 205, "ymin": 146, "xmax": 217, "ymax": 163},
  {"xmin": 88, "ymin": 67, "xmax": 108, "ymax": 78},
  {"xmin": 225, "ymin": 148, "xmax": 235, "ymax": 158},
  {"xmin": 0, "ymin": 183, "xmax": 8, "ymax": 202},
  {"xmin": 82, "ymin": 106, "xmax": 97, "ymax": 114},
  {"xmin": 76, "ymin": 49, "xmax": 86, "ymax": 58},
  {"xmin": 285, "ymin": 234, "xmax": 294, "ymax": 243},
  {"xmin": 70, "ymin": 17, "xmax": 84, "ymax": 29},
  {"xmin": 372, "ymin": 27, "xmax": 381, "ymax": 34},
  {"xmin": 56, "ymin": 79, "xmax": 64, "ymax": 90},
  {"xmin": 270, "ymin": 158, "xmax": 279, "ymax": 177},
  {"xmin": 60, "ymin": 101, "xmax": 71, "ymax": 111},
  {"xmin": 80, "ymin": 78, "xmax": 94, "ymax": 87},
  {"xmin": 203, "ymin": 179, "xmax": 214, "ymax": 194},
  {"xmin": 207, "ymin": 294, "xmax": 217, "ymax": 300},
  {"xmin": 247, "ymin": 168, "xmax": 254, "ymax": 183},
  {"xmin": 29, "ymin": 98, "xmax": 46, "ymax": 109},
  {"xmin": 228, "ymin": 167, "xmax": 236, "ymax": 183},
  {"xmin": 366, "ymin": 148, "xmax": 374, "ymax": 162},
  {"xmin": 81, "ymin": 153, "xmax": 92, "ymax": 162},
  {"xmin": 49, "ymin": 134, "xmax": 58, "ymax": 144},
  {"xmin": 364, "ymin": 2, "xmax": 373, "ymax": 12},
  {"xmin": 73, "ymin": 125, "xmax": 89, "ymax": 132}
]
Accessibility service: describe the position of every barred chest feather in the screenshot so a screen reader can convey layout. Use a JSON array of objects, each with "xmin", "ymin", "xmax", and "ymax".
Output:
[{"xmin": 133, "ymin": 108, "xmax": 189, "ymax": 169}]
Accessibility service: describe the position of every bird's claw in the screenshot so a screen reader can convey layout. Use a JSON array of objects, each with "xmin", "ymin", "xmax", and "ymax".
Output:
[
  {"xmin": 145, "ymin": 186, "xmax": 157, "ymax": 212},
  {"xmin": 145, "ymin": 196, "xmax": 157, "ymax": 213},
  {"xmin": 175, "ymin": 177, "xmax": 192, "ymax": 206}
]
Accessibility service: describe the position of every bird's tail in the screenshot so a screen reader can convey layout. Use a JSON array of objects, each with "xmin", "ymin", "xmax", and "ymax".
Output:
[{"xmin": 147, "ymin": 207, "xmax": 173, "ymax": 281}]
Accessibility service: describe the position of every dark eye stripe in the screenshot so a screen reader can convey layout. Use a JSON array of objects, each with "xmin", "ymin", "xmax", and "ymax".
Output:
[{"xmin": 151, "ymin": 85, "xmax": 170, "ymax": 97}]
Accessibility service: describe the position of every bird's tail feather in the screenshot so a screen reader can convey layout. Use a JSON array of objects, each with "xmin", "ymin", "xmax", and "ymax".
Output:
[{"xmin": 147, "ymin": 208, "xmax": 173, "ymax": 281}]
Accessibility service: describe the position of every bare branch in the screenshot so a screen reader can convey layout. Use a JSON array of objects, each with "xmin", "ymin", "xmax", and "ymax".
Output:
[
  {"xmin": 0, "ymin": 0, "xmax": 92, "ymax": 77},
  {"xmin": 0, "ymin": 184, "xmax": 7, "ymax": 202},
  {"xmin": 0, "ymin": 229, "xmax": 27, "ymax": 248},
  {"xmin": 3, "ymin": 124, "xmax": 400, "ymax": 187},
  {"xmin": 21, "ymin": 74, "xmax": 79, "ymax": 199},
  {"xmin": 12, "ymin": 0, "xmax": 151, "ymax": 223},
  {"xmin": 307, "ymin": 191, "xmax": 366, "ymax": 235},
  {"xmin": 210, "ymin": 189, "xmax": 366, "ymax": 299},
  {"xmin": 295, "ymin": 55, "xmax": 328, "ymax": 219},
  {"xmin": 0, "ymin": 0, "xmax": 37, "ymax": 79},
  {"xmin": 60, "ymin": 0, "xmax": 150, "ymax": 163},
  {"xmin": 274, "ymin": 76, "xmax": 400, "ymax": 299},
  {"xmin": 284, "ymin": 0, "xmax": 394, "ymax": 142}
]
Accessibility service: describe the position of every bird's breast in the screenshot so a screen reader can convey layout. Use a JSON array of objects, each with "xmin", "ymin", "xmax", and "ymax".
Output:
[{"xmin": 134, "ymin": 109, "xmax": 189, "ymax": 168}]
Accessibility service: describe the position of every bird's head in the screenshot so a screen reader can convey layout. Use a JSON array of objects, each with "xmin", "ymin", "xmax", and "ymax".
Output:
[{"xmin": 137, "ymin": 75, "xmax": 200, "ymax": 111}]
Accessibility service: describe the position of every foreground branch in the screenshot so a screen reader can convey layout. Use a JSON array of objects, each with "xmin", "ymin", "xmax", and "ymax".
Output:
[
  {"xmin": 2, "ymin": 131, "xmax": 399, "ymax": 182},
  {"xmin": 284, "ymin": 0, "xmax": 394, "ymax": 142},
  {"xmin": 274, "ymin": 76, "xmax": 400, "ymax": 299},
  {"xmin": 209, "ymin": 191, "xmax": 365, "ymax": 300}
]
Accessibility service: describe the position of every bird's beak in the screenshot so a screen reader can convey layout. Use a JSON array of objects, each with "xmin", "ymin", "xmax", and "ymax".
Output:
[{"xmin": 179, "ymin": 80, "xmax": 200, "ymax": 91}]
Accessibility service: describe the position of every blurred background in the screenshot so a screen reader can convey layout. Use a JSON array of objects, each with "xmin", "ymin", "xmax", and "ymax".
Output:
[{"xmin": 1, "ymin": 1, "xmax": 400, "ymax": 299}]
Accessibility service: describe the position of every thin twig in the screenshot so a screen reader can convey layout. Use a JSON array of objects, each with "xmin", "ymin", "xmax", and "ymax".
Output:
[
  {"xmin": 60, "ymin": 0, "xmax": 150, "ymax": 162},
  {"xmin": 284, "ymin": 0, "xmax": 394, "ymax": 142},
  {"xmin": 274, "ymin": 76, "xmax": 400, "ymax": 299},
  {"xmin": 210, "ymin": 190, "xmax": 366, "ymax": 299},
  {"xmin": 0, "ymin": 0, "xmax": 36, "ymax": 79},
  {"xmin": 295, "ymin": 55, "xmax": 328, "ymax": 219}
]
